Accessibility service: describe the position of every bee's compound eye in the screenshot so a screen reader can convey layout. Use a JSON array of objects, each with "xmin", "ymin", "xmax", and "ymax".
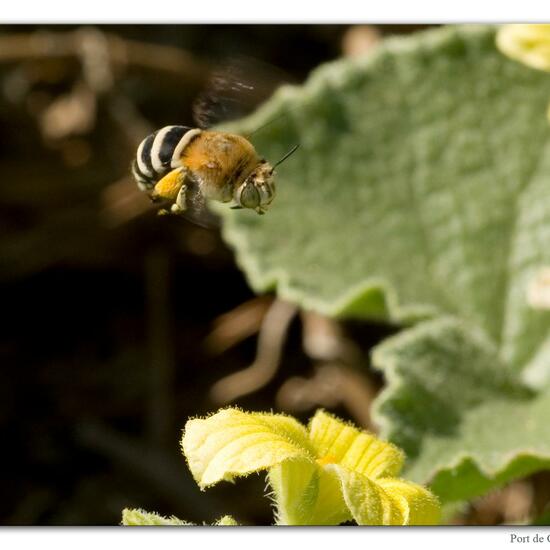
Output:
[
  {"xmin": 237, "ymin": 181, "xmax": 260, "ymax": 210},
  {"xmin": 260, "ymin": 182, "xmax": 275, "ymax": 207}
]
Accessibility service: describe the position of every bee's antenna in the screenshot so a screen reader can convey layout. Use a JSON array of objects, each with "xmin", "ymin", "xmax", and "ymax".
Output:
[
  {"xmin": 272, "ymin": 144, "xmax": 300, "ymax": 169},
  {"xmin": 246, "ymin": 110, "xmax": 292, "ymax": 139}
]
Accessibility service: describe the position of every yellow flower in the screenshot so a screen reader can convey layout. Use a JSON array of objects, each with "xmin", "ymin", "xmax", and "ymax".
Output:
[
  {"xmin": 181, "ymin": 408, "xmax": 440, "ymax": 526},
  {"xmin": 497, "ymin": 24, "xmax": 550, "ymax": 72}
]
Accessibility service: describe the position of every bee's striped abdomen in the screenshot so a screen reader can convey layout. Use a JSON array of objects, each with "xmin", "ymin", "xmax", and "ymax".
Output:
[{"xmin": 132, "ymin": 125, "xmax": 201, "ymax": 192}]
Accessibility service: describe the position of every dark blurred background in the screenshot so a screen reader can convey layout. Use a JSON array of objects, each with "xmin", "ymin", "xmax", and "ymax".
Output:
[{"xmin": 1, "ymin": 24, "xmax": 542, "ymax": 526}]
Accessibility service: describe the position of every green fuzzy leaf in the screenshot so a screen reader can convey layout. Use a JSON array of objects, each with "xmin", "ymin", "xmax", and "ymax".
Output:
[
  {"xmin": 217, "ymin": 25, "xmax": 550, "ymax": 502},
  {"xmin": 372, "ymin": 318, "xmax": 550, "ymax": 501}
]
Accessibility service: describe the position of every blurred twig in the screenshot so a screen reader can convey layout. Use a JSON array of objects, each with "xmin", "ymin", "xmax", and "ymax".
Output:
[
  {"xmin": 531, "ymin": 471, "xmax": 550, "ymax": 521},
  {"xmin": 277, "ymin": 312, "xmax": 378, "ymax": 429},
  {"xmin": 341, "ymin": 25, "xmax": 382, "ymax": 57},
  {"xmin": 145, "ymin": 248, "xmax": 176, "ymax": 449},
  {"xmin": 209, "ymin": 299, "xmax": 297, "ymax": 404},
  {"xmin": 100, "ymin": 177, "xmax": 154, "ymax": 227},
  {"xmin": 76, "ymin": 419, "xmax": 227, "ymax": 521},
  {"xmin": 0, "ymin": 29, "xmax": 209, "ymax": 86},
  {"xmin": 301, "ymin": 311, "xmax": 360, "ymax": 364},
  {"xmin": 460, "ymin": 481, "xmax": 534, "ymax": 525},
  {"xmin": 39, "ymin": 81, "xmax": 97, "ymax": 140},
  {"xmin": 203, "ymin": 296, "xmax": 273, "ymax": 356},
  {"xmin": 276, "ymin": 363, "xmax": 376, "ymax": 430},
  {"xmin": 3, "ymin": 487, "xmax": 56, "ymax": 525}
]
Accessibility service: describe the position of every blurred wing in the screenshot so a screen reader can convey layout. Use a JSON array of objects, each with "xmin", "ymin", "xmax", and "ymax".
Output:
[
  {"xmin": 179, "ymin": 181, "xmax": 221, "ymax": 229},
  {"xmin": 193, "ymin": 55, "xmax": 293, "ymax": 129},
  {"xmin": 186, "ymin": 56, "xmax": 293, "ymax": 227}
]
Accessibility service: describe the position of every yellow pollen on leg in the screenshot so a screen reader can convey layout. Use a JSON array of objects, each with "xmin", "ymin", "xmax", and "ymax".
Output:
[{"xmin": 153, "ymin": 168, "xmax": 185, "ymax": 200}]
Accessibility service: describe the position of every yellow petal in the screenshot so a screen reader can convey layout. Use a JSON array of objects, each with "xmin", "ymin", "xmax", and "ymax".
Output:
[
  {"xmin": 497, "ymin": 24, "xmax": 550, "ymax": 72},
  {"xmin": 377, "ymin": 478, "xmax": 441, "ymax": 525},
  {"xmin": 268, "ymin": 457, "xmax": 320, "ymax": 525},
  {"xmin": 121, "ymin": 508, "xmax": 190, "ymax": 526},
  {"xmin": 326, "ymin": 467, "xmax": 440, "ymax": 526},
  {"xmin": 181, "ymin": 408, "xmax": 313, "ymax": 489},
  {"xmin": 308, "ymin": 465, "xmax": 354, "ymax": 525},
  {"xmin": 308, "ymin": 410, "xmax": 404, "ymax": 479},
  {"xmin": 268, "ymin": 458, "xmax": 351, "ymax": 525},
  {"xmin": 327, "ymin": 465, "xmax": 404, "ymax": 525}
]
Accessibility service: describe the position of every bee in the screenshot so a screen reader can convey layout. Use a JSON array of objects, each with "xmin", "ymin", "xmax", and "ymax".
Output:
[
  {"xmin": 131, "ymin": 56, "xmax": 299, "ymax": 223},
  {"xmin": 132, "ymin": 125, "xmax": 297, "ymax": 219}
]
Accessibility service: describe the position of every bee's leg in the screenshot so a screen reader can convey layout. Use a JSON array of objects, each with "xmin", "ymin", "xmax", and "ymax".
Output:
[
  {"xmin": 151, "ymin": 167, "xmax": 187, "ymax": 202},
  {"xmin": 170, "ymin": 182, "xmax": 188, "ymax": 215},
  {"xmin": 151, "ymin": 167, "xmax": 190, "ymax": 216}
]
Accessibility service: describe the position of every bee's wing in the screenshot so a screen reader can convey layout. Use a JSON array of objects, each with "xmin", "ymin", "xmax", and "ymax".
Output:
[
  {"xmin": 182, "ymin": 57, "xmax": 293, "ymax": 228},
  {"xmin": 180, "ymin": 180, "xmax": 221, "ymax": 229},
  {"xmin": 193, "ymin": 55, "xmax": 293, "ymax": 129}
]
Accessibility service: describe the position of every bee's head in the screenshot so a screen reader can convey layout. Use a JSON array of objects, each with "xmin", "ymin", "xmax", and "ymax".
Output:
[{"xmin": 234, "ymin": 161, "xmax": 276, "ymax": 215}]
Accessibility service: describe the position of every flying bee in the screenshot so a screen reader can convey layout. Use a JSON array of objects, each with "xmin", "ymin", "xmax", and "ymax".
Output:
[
  {"xmin": 131, "ymin": 56, "xmax": 298, "ymax": 224},
  {"xmin": 132, "ymin": 125, "xmax": 298, "ymax": 218}
]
